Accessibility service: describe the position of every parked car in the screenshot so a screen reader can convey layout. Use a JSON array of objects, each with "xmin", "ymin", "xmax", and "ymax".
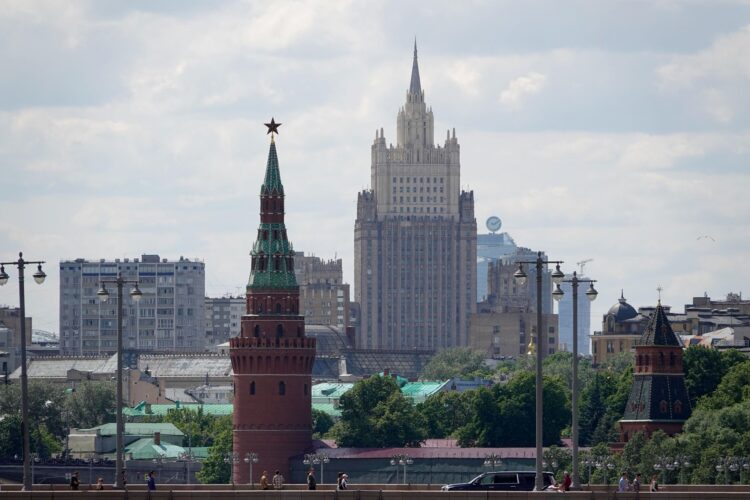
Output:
[{"xmin": 441, "ymin": 471, "xmax": 556, "ymax": 491}]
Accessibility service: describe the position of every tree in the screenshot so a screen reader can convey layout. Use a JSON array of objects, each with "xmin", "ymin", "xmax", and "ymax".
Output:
[
  {"xmin": 163, "ymin": 407, "xmax": 217, "ymax": 447},
  {"xmin": 684, "ymin": 346, "xmax": 748, "ymax": 406},
  {"xmin": 418, "ymin": 390, "xmax": 472, "ymax": 439},
  {"xmin": 542, "ymin": 351, "xmax": 595, "ymax": 390},
  {"xmin": 63, "ymin": 381, "xmax": 115, "ymax": 430},
  {"xmin": 700, "ymin": 361, "xmax": 750, "ymax": 411},
  {"xmin": 420, "ymin": 348, "xmax": 491, "ymax": 380},
  {"xmin": 456, "ymin": 372, "xmax": 570, "ymax": 447},
  {"xmin": 0, "ymin": 382, "xmax": 67, "ymax": 458},
  {"xmin": 330, "ymin": 376, "xmax": 426, "ymax": 447},
  {"xmin": 312, "ymin": 408, "xmax": 334, "ymax": 438},
  {"xmin": 195, "ymin": 416, "xmax": 233, "ymax": 484}
]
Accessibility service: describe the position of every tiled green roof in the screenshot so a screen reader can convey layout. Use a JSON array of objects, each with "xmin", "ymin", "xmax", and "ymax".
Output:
[
  {"xmin": 312, "ymin": 402, "xmax": 342, "ymax": 418},
  {"xmin": 125, "ymin": 438, "xmax": 186, "ymax": 460},
  {"xmin": 260, "ymin": 140, "xmax": 284, "ymax": 195},
  {"xmin": 311, "ymin": 382, "xmax": 353, "ymax": 401},
  {"xmin": 311, "ymin": 379, "xmax": 449, "ymax": 404},
  {"xmin": 86, "ymin": 423, "xmax": 184, "ymax": 437},
  {"xmin": 400, "ymin": 381, "xmax": 450, "ymax": 400},
  {"xmin": 124, "ymin": 402, "xmax": 233, "ymax": 417}
]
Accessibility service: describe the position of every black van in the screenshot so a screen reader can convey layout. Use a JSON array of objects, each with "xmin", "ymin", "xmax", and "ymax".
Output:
[{"xmin": 441, "ymin": 471, "xmax": 556, "ymax": 491}]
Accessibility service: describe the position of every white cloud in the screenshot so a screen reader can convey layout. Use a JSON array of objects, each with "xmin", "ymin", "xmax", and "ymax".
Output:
[{"xmin": 499, "ymin": 72, "xmax": 547, "ymax": 109}]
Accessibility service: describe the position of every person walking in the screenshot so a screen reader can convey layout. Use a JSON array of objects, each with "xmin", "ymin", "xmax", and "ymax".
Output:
[
  {"xmin": 337, "ymin": 472, "xmax": 348, "ymax": 490},
  {"xmin": 649, "ymin": 474, "xmax": 659, "ymax": 492},
  {"xmin": 272, "ymin": 469, "xmax": 284, "ymax": 490},
  {"xmin": 260, "ymin": 471, "xmax": 269, "ymax": 490},
  {"xmin": 95, "ymin": 477, "xmax": 105, "ymax": 490},
  {"xmin": 147, "ymin": 470, "xmax": 156, "ymax": 491},
  {"xmin": 561, "ymin": 471, "xmax": 572, "ymax": 492},
  {"xmin": 307, "ymin": 469, "xmax": 317, "ymax": 490},
  {"xmin": 632, "ymin": 473, "xmax": 641, "ymax": 493},
  {"xmin": 618, "ymin": 472, "xmax": 630, "ymax": 492},
  {"xmin": 69, "ymin": 471, "xmax": 80, "ymax": 490}
]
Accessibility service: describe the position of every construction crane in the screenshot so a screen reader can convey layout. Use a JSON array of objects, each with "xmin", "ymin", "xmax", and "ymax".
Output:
[{"xmin": 576, "ymin": 258, "xmax": 593, "ymax": 277}]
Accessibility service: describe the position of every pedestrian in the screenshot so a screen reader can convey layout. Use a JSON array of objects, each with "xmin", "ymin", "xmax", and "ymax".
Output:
[
  {"xmin": 632, "ymin": 473, "xmax": 641, "ymax": 493},
  {"xmin": 307, "ymin": 469, "xmax": 317, "ymax": 490},
  {"xmin": 337, "ymin": 472, "xmax": 343, "ymax": 490},
  {"xmin": 121, "ymin": 470, "xmax": 128, "ymax": 488},
  {"xmin": 649, "ymin": 474, "xmax": 659, "ymax": 492},
  {"xmin": 147, "ymin": 470, "xmax": 156, "ymax": 491},
  {"xmin": 272, "ymin": 469, "xmax": 284, "ymax": 490},
  {"xmin": 95, "ymin": 477, "xmax": 104, "ymax": 490},
  {"xmin": 561, "ymin": 471, "xmax": 572, "ymax": 492},
  {"xmin": 618, "ymin": 472, "xmax": 630, "ymax": 492},
  {"xmin": 337, "ymin": 472, "xmax": 348, "ymax": 490},
  {"xmin": 69, "ymin": 471, "xmax": 80, "ymax": 490},
  {"xmin": 260, "ymin": 471, "xmax": 270, "ymax": 490}
]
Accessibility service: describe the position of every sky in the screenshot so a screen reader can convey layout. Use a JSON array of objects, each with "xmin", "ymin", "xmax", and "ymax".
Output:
[{"xmin": 1, "ymin": 0, "xmax": 750, "ymax": 335}]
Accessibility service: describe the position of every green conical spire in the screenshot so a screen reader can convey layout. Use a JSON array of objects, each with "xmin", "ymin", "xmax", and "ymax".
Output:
[
  {"xmin": 260, "ymin": 138, "xmax": 284, "ymax": 195},
  {"xmin": 248, "ymin": 137, "xmax": 297, "ymax": 290}
]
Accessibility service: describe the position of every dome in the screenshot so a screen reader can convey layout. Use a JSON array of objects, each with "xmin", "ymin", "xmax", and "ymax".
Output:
[{"xmin": 607, "ymin": 291, "xmax": 638, "ymax": 322}]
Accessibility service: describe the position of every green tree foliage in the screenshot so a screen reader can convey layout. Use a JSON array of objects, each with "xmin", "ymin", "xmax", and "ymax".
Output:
[
  {"xmin": 684, "ymin": 347, "xmax": 748, "ymax": 407},
  {"xmin": 417, "ymin": 391, "xmax": 472, "ymax": 439},
  {"xmin": 599, "ymin": 350, "xmax": 634, "ymax": 373},
  {"xmin": 63, "ymin": 381, "xmax": 115, "ymax": 429},
  {"xmin": 456, "ymin": 372, "xmax": 570, "ymax": 447},
  {"xmin": 162, "ymin": 407, "xmax": 218, "ymax": 447},
  {"xmin": 330, "ymin": 376, "xmax": 426, "ymax": 447},
  {"xmin": 542, "ymin": 351, "xmax": 595, "ymax": 390},
  {"xmin": 0, "ymin": 382, "xmax": 67, "ymax": 458},
  {"xmin": 312, "ymin": 408, "xmax": 335, "ymax": 438},
  {"xmin": 420, "ymin": 348, "xmax": 491, "ymax": 380},
  {"xmin": 700, "ymin": 361, "xmax": 750, "ymax": 411},
  {"xmin": 195, "ymin": 415, "xmax": 232, "ymax": 484}
]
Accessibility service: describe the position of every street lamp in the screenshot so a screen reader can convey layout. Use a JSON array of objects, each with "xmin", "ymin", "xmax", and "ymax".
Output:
[
  {"xmin": 179, "ymin": 450, "xmax": 196, "ymax": 484},
  {"xmin": 483, "ymin": 453, "xmax": 503, "ymax": 470},
  {"xmin": 97, "ymin": 273, "xmax": 141, "ymax": 489},
  {"xmin": 0, "ymin": 252, "xmax": 46, "ymax": 491},
  {"xmin": 595, "ymin": 457, "xmax": 615, "ymax": 486},
  {"xmin": 224, "ymin": 452, "xmax": 240, "ymax": 485},
  {"xmin": 582, "ymin": 455, "xmax": 597, "ymax": 485},
  {"xmin": 672, "ymin": 455, "xmax": 691, "ymax": 485},
  {"xmin": 514, "ymin": 253, "xmax": 564, "ymax": 491},
  {"xmin": 390, "ymin": 455, "xmax": 414, "ymax": 485},
  {"xmin": 152, "ymin": 454, "xmax": 166, "ymax": 482},
  {"xmin": 562, "ymin": 271, "xmax": 597, "ymax": 489},
  {"xmin": 244, "ymin": 452, "xmax": 259, "ymax": 487},
  {"xmin": 303, "ymin": 452, "xmax": 329, "ymax": 485},
  {"xmin": 653, "ymin": 456, "xmax": 674, "ymax": 485}
]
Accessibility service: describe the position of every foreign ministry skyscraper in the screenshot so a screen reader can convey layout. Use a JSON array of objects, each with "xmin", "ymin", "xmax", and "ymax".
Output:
[{"xmin": 354, "ymin": 44, "xmax": 477, "ymax": 350}]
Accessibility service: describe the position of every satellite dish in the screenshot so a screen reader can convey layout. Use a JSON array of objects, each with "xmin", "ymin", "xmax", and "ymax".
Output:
[{"xmin": 486, "ymin": 216, "xmax": 502, "ymax": 233}]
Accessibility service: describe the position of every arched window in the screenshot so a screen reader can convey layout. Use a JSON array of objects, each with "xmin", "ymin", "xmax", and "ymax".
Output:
[
  {"xmin": 669, "ymin": 352, "xmax": 676, "ymax": 366},
  {"xmin": 674, "ymin": 400, "xmax": 683, "ymax": 414},
  {"xmin": 257, "ymin": 303, "xmax": 264, "ymax": 314},
  {"xmin": 249, "ymin": 381, "xmax": 256, "ymax": 395},
  {"xmin": 262, "ymin": 230, "xmax": 268, "ymax": 240},
  {"xmin": 659, "ymin": 352, "xmax": 665, "ymax": 366},
  {"xmin": 276, "ymin": 324, "xmax": 284, "ymax": 339},
  {"xmin": 274, "ymin": 255, "xmax": 281, "ymax": 271},
  {"xmin": 278, "ymin": 381, "xmax": 286, "ymax": 396},
  {"xmin": 273, "ymin": 230, "xmax": 279, "ymax": 240},
  {"xmin": 304, "ymin": 383, "xmax": 308, "ymax": 396},
  {"xmin": 253, "ymin": 325, "xmax": 260, "ymax": 338},
  {"xmin": 275, "ymin": 302, "xmax": 282, "ymax": 314},
  {"xmin": 297, "ymin": 326, "xmax": 302, "ymax": 338},
  {"xmin": 659, "ymin": 400, "xmax": 668, "ymax": 413}
]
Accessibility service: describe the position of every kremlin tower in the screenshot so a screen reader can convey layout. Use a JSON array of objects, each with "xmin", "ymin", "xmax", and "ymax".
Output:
[{"xmin": 230, "ymin": 120, "xmax": 316, "ymax": 483}]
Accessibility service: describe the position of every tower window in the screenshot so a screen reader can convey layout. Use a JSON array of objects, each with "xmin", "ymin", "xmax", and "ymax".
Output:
[
  {"xmin": 278, "ymin": 381, "xmax": 286, "ymax": 396},
  {"xmin": 250, "ymin": 381, "xmax": 256, "ymax": 395},
  {"xmin": 254, "ymin": 325, "xmax": 260, "ymax": 337},
  {"xmin": 275, "ymin": 303, "xmax": 282, "ymax": 314},
  {"xmin": 304, "ymin": 383, "xmax": 308, "ymax": 396},
  {"xmin": 276, "ymin": 324, "xmax": 284, "ymax": 338},
  {"xmin": 659, "ymin": 400, "xmax": 668, "ymax": 413}
]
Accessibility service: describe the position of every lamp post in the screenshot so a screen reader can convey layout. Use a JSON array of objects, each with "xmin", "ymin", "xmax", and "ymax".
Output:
[
  {"xmin": 0, "ymin": 252, "xmax": 46, "ymax": 491},
  {"xmin": 653, "ymin": 456, "xmax": 673, "ymax": 485},
  {"xmin": 244, "ymin": 452, "xmax": 259, "ymax": 487},
  {"xmin": 87, "ymin": 454, "xmax": 97, "ymax": 485},
  {"xmin": 715, "ymin": 457, "xmax": 733, "ymax": 485},
  {"xmin": 672, "ymin": 455, "xmax": 691, "ymax": 485},
  {"xmin": 152, "ymin": 454, "xmax": 166, "ymax": 482},
  {"xmin": 582, "ymin": 455, "xmax": 596, "ymax": 485},
  {"xmin": 390, "ymin": 455, "xmax": 414, "ymax": 484},
  {"xmin": 97, "ymin": 273, "xmax": 142, "ymax": 489},
  {"xmin": 303, "ymin": 452, "xmax": 329, "ymax": 485},
  {"xmin": 562, "ymin": 271, "xmax": 597, "ymax": 489},
  {"xmin": 514, "ymin": 252, "xmax": 565, "ymax": 491},
  {"xmin": 483, "ymin": 453, "xmax": 503, "ymax": 470},
  {"xmin": 179, "ymin": 450, "xmax": 196, "ymax": 484},
  {"xmin": 595, "ymin": 457, "xmax": 615, "ymax": 486},
  {"xmin": 224, "ymin": 452, "xmax": 240, "ymax": 485}
]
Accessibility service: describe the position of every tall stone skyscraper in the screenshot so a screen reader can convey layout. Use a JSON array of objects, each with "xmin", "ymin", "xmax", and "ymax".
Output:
[
  {"xmin": 230, "ymin": 128, "xmax": 315, "ymax": 482},
  {"xmin": 354, "ymin": 44, "xmax": 477, "ymax": 350}
]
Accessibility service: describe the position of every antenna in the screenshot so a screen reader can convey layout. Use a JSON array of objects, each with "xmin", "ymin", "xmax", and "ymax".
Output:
[{"xmin": 657, "ymin": 285, "xmax": 663, "ymax": 302}]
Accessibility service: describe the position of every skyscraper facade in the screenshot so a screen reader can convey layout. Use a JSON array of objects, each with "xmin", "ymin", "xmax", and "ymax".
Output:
[
  {"xmin": 59, "ymin": 255, "xmax": 205, "ymax": 355},
  {"xmin": 230, "ymin": 134, "xmax": 315, "ymax": 481},
  {"xmin": 354, "ymin": 44, "xmax": 477, "ymax": 350}
]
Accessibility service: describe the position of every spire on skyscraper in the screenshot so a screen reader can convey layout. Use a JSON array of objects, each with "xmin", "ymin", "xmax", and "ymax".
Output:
[{"xmin": 409, "ymin": 38, "xmax": 422, "ymax": 94}]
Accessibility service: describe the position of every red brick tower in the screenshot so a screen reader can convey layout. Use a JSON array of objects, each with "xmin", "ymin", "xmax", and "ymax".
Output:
[{"xmin": 230, "ymin": 124, "xmax": 315, "ymax": 483}]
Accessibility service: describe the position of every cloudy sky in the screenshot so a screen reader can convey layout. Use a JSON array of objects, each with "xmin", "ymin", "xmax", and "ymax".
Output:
[{"xmin": 1, "ymin": 0, "xmax": 749, "ymax": 335}]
